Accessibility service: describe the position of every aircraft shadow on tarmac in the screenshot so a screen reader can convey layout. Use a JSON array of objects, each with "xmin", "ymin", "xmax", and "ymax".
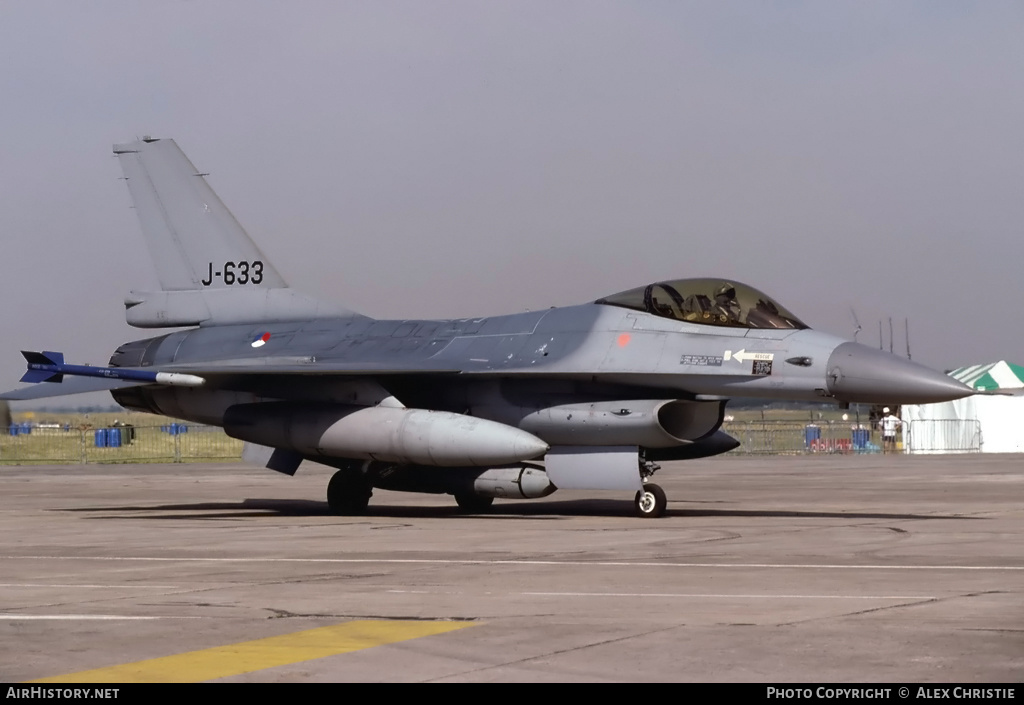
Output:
[{"xmin": 58, "ymin": 499, "xmax": 979, "ymax": 522}]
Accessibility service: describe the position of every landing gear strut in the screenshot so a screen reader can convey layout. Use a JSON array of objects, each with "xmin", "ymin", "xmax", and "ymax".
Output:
[
  {"xmin": 635, "ymin": 454, "xmax": 667, "ymax": 518},
  {"xmin": 327, "ymin": 468, "xmax": 372, "ymax": 515}
]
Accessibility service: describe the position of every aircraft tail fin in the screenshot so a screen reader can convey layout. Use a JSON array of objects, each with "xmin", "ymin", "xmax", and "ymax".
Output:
[
  {"xmin": 113, "ymin": 137, "xmax": 360, "ymax": 328},
  {"xmin": 114, "ymin": 137, "xmax": 287, "ymax": 292}
]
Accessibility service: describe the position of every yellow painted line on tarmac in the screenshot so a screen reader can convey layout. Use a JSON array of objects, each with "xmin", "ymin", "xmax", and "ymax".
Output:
[{"xmin": 31, "ymin": 620, "xmax": 475, "ymax": 683}]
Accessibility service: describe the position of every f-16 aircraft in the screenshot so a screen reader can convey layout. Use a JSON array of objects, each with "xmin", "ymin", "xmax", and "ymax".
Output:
[{"xmin": 2, "ymin": 138, "xmax": 972, "ymax": 517}]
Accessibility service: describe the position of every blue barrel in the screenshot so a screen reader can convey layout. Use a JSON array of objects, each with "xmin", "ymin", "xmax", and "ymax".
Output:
[
  {"xmin": 169, "ymin": 423, "xmax": 179, "ymax": 435},
  {"xmin": 179, "ymin": 424, "xmax": 188, "ymax": 434},
  {"xmin": 8, "ymin": 424, "xmax": 19, "ymax": 437},
  {"xmin": 107, "ymin": 428, "xmax": 121, "ymax": 448},
  {"xmin": 852, "ymin": 428, "xmax": 870, "ymax": 448},
  {"xmin": 20, "ymin": 422, "xmax": 31, "ymax": 435},
  {"xmin": 804, "ymin": 425, "xmax": 821, "ymax": 446},
  {"xmin": 94, "ymin": 429, "xmax": 108, "ymax": 447}
]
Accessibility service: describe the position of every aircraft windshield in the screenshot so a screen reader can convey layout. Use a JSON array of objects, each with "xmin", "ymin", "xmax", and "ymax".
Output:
[{"xmin": 595, "ymin": 278, "xmax": 808, "ymax": 330}]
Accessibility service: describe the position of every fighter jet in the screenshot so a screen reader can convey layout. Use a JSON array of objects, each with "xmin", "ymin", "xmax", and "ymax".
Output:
[{"xmin": 1, "ymin": 138, "xmax": 973, "ymax": 517}]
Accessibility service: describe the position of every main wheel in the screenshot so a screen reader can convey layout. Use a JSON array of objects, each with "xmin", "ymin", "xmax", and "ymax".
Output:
[
  {"xmin": 454, "ymin": 492, "xmax": 495, "ymax": 513},
  {"xmin": 327, "ymin": 469, "xmax": 372, "ymax": 515},
  {"xmin": 634, "ymin": 483, "xmax": 667, "ymax": 518}
]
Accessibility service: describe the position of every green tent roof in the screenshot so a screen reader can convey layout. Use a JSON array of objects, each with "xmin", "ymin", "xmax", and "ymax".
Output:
[{"xmin": 949, "ymin": 361, "xmax": 1024, "ymax": 391}]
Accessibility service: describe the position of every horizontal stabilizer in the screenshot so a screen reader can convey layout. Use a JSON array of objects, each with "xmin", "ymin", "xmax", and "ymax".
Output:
[
  {"xmin": 0, "ymin": 378, "xmax": 145, "ymax": 401},
  {"xmin": 124, "ymin": 288, "xmax": 357, "ymax": 328}
]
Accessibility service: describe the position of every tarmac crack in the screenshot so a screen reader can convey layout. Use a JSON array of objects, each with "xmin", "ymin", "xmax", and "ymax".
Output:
[
  {"xmin": 424, "ymin": 623, "xmax": 683, "ymax": 681},
  {"xmin": 779, "ymin": 598, "xmax": 941, "ymax": 626},
  {"xmin": 8, "ymin": 571, "xmax": 405, "ymax": 614},
  {"xmin": 777, "ymin": 590, "xmax": 1006, "ymax": 626},
  {"xmin": 963, "ymin": 628, "xmax": 1024, "ymax": 634},
  {"xmin": 265, "ymin": 608, "xmax": 476, "ymax": 621}
]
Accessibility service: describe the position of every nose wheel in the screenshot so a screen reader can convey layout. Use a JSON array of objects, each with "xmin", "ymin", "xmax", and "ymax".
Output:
[{"xmin": 634, "ymin": 483, "xmax": 667, "ymax": 518}]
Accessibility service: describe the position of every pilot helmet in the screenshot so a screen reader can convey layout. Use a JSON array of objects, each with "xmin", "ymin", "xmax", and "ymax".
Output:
[{"xmin": 715, "ymin": 283, "xmax": 737, "ymax": 300}]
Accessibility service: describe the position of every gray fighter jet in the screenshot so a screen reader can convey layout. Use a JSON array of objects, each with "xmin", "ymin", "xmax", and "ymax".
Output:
[{"xmin": 2, "ymin": 138, "xmax": 972, "ymax": 517}]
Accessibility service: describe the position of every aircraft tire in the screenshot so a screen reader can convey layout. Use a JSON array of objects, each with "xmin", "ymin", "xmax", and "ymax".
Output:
[
  {"xmin": 634, "ymin": 483, "xmax": 667, "ymax": 518},
  {"xmin": 454, "ymin": 492, "xmax": 495, "ymax": 513},
  {"xmin": 327, "ymin": 469, "xmax": 372, "ymax": 515}
]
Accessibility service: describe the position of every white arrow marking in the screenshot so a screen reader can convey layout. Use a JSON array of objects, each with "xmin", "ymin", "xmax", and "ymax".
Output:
[{"xmin": 725, "ymin": 349, "xmax": 775, "ymax": 364}]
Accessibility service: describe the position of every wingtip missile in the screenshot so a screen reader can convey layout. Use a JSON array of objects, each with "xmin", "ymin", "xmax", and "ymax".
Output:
[{"xmin": 19, "ymin": 351, "xmax": 205, "ymax": 388}]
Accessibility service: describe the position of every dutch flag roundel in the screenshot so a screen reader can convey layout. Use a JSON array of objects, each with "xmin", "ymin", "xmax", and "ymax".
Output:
[{"xmin": 251, "ymin": 332, "xmax": 271, "ymax": 348}]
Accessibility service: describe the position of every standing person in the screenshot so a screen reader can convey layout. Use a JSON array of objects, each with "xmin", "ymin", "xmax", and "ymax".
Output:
[{"xmin": 879, "ymin": 407, "xmax": 902, "ymax": 453}]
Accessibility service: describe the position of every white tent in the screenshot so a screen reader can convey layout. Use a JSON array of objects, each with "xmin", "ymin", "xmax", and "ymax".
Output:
[{"xmin": 902, "ymin": 361, "xmax": 1024, "ymax": 453}]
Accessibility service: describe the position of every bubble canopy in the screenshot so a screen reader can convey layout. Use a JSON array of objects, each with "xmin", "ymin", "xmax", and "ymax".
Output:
[{"xmin": 595, "ymin": 279, "xmax": 809, "ymax": 330}]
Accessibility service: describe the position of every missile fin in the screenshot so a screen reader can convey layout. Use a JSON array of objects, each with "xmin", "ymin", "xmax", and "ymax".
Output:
[
  {"xmin": 20, "ymin": 370, "xmax": 63, "ymax": 384},
  {"xmin": 22, "ymin": 351, "xmax": 64, "ymax": 366}
]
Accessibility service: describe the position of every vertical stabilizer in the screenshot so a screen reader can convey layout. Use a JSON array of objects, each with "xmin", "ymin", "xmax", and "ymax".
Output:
[
  {"xmin": 113, "ymin": 138, "xmax": 359, "ymax": 327},
  {"xmin": 114, "ymin": 138, "xmax": 286, "ymax": 291}
]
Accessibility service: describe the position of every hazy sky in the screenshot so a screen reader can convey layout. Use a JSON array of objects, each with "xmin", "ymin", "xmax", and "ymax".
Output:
[{"xmin": 1, "ymin": 1, "xmax": 1022, "ymax": 404}]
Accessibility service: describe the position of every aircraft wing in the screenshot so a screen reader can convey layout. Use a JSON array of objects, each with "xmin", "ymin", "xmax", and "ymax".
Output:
[
  {"xmin": 156, "ymin": 357, "xmax": 463, "ymax": 375},
  {"xmin": 0, "ymin": 352, "xmax": 467, "ymax": 402},
  {"xmin": 4, "ymin": 349, "xmax": 691, "ymax": 401}
]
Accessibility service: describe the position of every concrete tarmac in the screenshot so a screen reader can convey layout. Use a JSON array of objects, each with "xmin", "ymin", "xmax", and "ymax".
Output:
[{"xmin": 0, "ymin": 454, "xmax": 1021, "ymax": 683}]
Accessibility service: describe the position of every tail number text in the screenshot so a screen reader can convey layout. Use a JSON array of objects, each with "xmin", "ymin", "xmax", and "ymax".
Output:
[{"xmin": 202, "ymin": 261, "xmax": 264, "ymax": 286}]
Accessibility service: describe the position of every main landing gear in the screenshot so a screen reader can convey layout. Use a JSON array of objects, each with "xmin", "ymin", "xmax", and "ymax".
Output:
[
  {"xmin": 326, "ymin": 467, "xmax": 372, "ymax": 515},
  {"xmin": 453, "ymin": 492, "xmax": 495, "ymax": 513},
  {"xmin": 323, "ymin": 453, "xmax": 671, "ymax": 518}
]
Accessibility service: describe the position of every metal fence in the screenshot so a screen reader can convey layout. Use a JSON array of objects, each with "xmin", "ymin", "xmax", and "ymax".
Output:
[
  {"xmin": 722, "ymin": 420, "xmax": 874, "ymax": 454},
  {"xmin": 0, "ymin": 418, "xmax": 984, "ymax": 465},
  {"xmin": 0, "ymin": 423, "xmax": 243, "ymax": 464},
  {"xmin": 902, "ymin": 419, "xmax": 983, "ymax": 454},
  {"xmin": 720, "ymin": 419, "xmax": 983, "ymax": 455}
]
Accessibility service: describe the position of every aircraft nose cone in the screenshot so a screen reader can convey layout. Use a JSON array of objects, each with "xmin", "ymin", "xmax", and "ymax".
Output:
[{"xmin": 826, "ymin": 342, "xmax": 973, "ymax": 404}]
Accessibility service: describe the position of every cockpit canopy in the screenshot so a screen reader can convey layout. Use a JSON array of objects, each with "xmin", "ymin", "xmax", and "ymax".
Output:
[{"xmin": 595, "ymin": 278, "xmax": 808, "ymax": 330}]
